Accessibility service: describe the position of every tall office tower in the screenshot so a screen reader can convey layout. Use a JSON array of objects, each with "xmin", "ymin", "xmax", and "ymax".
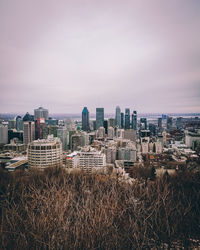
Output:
[
  {"xmin": 82, "ymin": 107, "xmax": 90, "ymax": 131},
  {"xmin": 96, "ymin": 108, "xmax": 104, "ymax": 130},
  {"xmin": 121, "ymin": 112, "xmax": 124, "ymax": 128},
  {"xmin": 176, "ymin": 117, "xmax": 183, "ymax": 129},
  {"xmin": 149, "ymin": 123, "xmax": 157, "ymax": 136},
  {"xmin": 158, "ymin": 117, "xmax": 162, "ymax": 131},
  {"xmin": 8, "ymin": 120, "xmax": 16, "ymax": 129},
  {"xmin": 34, "ymin": 106, "xmax": 49, "ymax": 120},
  {"xmin": 131, "ymin": 110, "xmax": 137, "ymax": 130},
  {"xmin": 167, "ymin": 116, "xmax": 173, "ymax": 130},
  {"xmin": 23, "ymin": 121, "xmax": 35, "ymax": 145},
  {"xmin": 103, "ymin": 120, "xmax": 108, "ymax": 134},
  {"xmin": 0, "ymin": 125, "xmax": 8, "ymax": 144},
  {"xmin": 57, "ymin": 126, "xmax": 69, "ymax": 151},
  {"xmin": 16, "ymin": 116, "xmax": 23, "ymax": 131},
  {"xmin": 125, "ymin": 108, "xmax": 130, "ymax": 130},
  {"xmin": 35, "ymin": 118, "xmax": 46, "ymax": 139},
  {"xmin": 140, "ymin": 118, "xmax": 147, "ymax": 130},
  {"xmin": 115, "ymin": 106, "xmax": 121, "ymax": 128},
  {"xmin": 23, "ymin": 112, "xmax": 34, "ymax": 122}
]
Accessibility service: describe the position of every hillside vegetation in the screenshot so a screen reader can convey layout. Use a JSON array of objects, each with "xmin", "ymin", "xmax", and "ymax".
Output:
[{"xmin": 0, "ymin": 167, "xmax": 199, "ymax": 249}]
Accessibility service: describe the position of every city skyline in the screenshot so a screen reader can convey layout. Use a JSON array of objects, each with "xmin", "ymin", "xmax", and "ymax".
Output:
[{"xmin": 0, "ymin": 0, "xmax": 200, "ymax": 113}]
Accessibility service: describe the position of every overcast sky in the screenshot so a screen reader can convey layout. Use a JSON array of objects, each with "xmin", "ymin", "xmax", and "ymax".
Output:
[{"xmin": 0, "ymin": 0, "xmax": 200, "ymax": 114}]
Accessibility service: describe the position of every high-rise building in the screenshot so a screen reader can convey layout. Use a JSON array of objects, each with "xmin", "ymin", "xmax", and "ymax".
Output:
[
  {"xmin": 103, "ymin": 120, "xmax": 108, "ymax": 134},
  {"xmin": 8, "ymin": 120, "xmax": 16, "ymax": 130},
  {"xmin": 96, "ymin": 108, "xmax": 104, "ymax": 130},
  {"xmin": 115, "ymin": 106, "xmax": 121, "ymax": 128},
  {"xmin": 0, "ymin": 125, "xmax": 8, "ymax": 144},
  {"xmin": 176, "ymin": 117, "xmax": 183, "ymax": 130},
  {"xmin": 167, "ymin": 116, "xmax": 173, "ymax": 130},
  {"xmin": 23, "ymin": 112, "xmax": 34, "ymax": 122},
  {"xmin": 16, "ymin": 116, "xmax": 23, "ymax": 131},
  {"xmin": 82, "ymin": 107, "xmax": 90, "ymax": 131},
  {"xmin": 121, "ymin": 112, "xmax": 124, "ymax": 129},
  {"xmin": 158, "ymin": 118, "xmax": 162, "ymax": 131},
  {"xmin": 140, "ymin": 118, "xmax": 147, "ymax": 130},
  {"xmin": 57, "ymin": 126, "xmax": 69, "ymax": 151},
  {"xmin": 28, "ymin": 135, "xmax": 62, "ymax": 169},
  {"xmin": 125, "ymin": 108, "xmax": 130, "ymax": 130},
  {"xmin": 131, "ymin": 110, "xmax": 137, "ymax": 130},
  {"xmin": 23, "ymin": 121, "xmax": 35, "ymax": 145},
  {"xmin": 34, "ymin": 107, "xmax": 49, "ymax": 120},
  {"xmin": 35, "ymin": 118, "xmax": 46, "ymax": 139}
]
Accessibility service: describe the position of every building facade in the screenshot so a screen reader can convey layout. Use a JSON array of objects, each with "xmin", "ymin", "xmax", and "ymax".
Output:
[
  {"xmin": 28, "ymin": 136, "xmax": 62, "ymax": 168},
  {"xmin": 96, "ymin": 108, "xmax": 104, "ymax": 130},
  {"xmin": 82, "ymin": 107, "xmax": 90, "ymax": 131}
]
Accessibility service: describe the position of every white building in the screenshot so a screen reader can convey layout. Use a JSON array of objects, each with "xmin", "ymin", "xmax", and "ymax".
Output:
[
  {"xmin": 72, "ymin": 150, "xmax": 106, "ymax": 172},
  {"xmin": 28, "ymin": 135, "xmax": 62, "ymax": 169},
  {"xmin": 23, "ymin": 121, "xmax": 35, "ymax": 145},
  {"xmin": 185, "ymin": 130, "xmax": 200, "ymax": 148}
]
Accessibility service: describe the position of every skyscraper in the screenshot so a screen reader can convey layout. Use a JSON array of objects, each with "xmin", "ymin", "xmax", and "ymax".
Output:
[
  {"xmin": 96, "ymin": 108, "xmax": 104, "ymax": 130},
  {"xmin": 34, "ymin": 107, "xmax": 49, "ymax": 120},
  {"xmin": 131, "ymin": 110, "xmax": 137, "ymax": 130},
  {"xmin": 23, "ymin": 121, "xmax": 35, "ymax": 145},
  {"xmin": 57, "ymin": 126, "xmax": 69, "ymax": 151},
  {"xmin": 121, "ymin": 112, "xmax": 124, "ymax": 129},
  {"xmin": 115, "ymin": 106, "xmax": 121, "ymax": 128},
  {"xmin": 82, "ymin": 107, "xmax": 90, "ymax": 131},
  {"xmin": 16, "ymin": 116, "xmax": 23, "ymax": 131},
  {"xmin": 140, "ymin": 118, "xmax": 147, "ymax": 130},
  {"xmin": 125, "ymin": 108, "xmax": 130, "ymax": 130}
]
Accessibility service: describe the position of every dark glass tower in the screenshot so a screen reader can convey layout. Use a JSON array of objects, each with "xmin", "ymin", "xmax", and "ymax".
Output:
[
  {"xmin": 82, "ymin": 107, "xmax": 90, "ymax": 131},
  {"xmin": 131, "ymin": 110, "xmax": 137, "ymax": 130},
  {"xmin": 125, "ymin": 108, "xmax": 130, "ymax": 130},
  {"xmin": 121, "ymin": 112, "xmax": 124, "ymax": 128},
  {"xmin": 96, "ymin": 108, "xmax": 104, "ymax": 130}
]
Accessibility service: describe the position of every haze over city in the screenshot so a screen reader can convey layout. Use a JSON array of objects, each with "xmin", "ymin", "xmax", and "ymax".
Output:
[{"xmin": 0, "ymin": 0, "xmax": 200, "ymax": 114}]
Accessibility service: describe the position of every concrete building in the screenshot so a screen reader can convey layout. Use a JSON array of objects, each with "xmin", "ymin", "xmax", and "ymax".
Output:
[
  {"xmin": 185, "ymin": 130, "xmax": 200, "ymax": 149},
  {"xmin": 23, "ymin": 121, "xmax": 35, "ymax": 145},
  {"xmin": 108, "ymin": 126, "xmax": 114, "ymax": 139},
  {"xmin": 28, "ymin": 135, "xmax": 62, "ymax": 169},
  {"xmin": 0, "ymin": 125, "xmax": 8, "ymax": 144},
  {"xmin": 96, "ymin": 127, "xmax": 105, "ymax": 139},
  {"xmin": 75, "ymin": 150, "xmax": 106, "ymax": 171},
  {"xmin": 118, "ymin": 146, "xmax": 137, "ymax": 162},
  {"xmin": 34, "ymin": 107, "xmax": 49, "ymax": 120},
  {"xmin": 124, "ymin": 129, "xmax": 136, "ymax": 142}
]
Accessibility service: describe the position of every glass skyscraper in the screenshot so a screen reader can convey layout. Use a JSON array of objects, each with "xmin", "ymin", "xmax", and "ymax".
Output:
[
  {"xmin": 96, "ymin": 108, "xmax": 104, "ymax": 130},
  {"xmin": 125, "ymin": 108, "xmax": 130, "ymax": 130},
  {"xmin": 82, "ymin": 107, "xmax": 90, "ymax": 131}
]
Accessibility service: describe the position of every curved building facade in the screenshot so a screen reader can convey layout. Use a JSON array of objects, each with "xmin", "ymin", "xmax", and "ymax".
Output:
[{"xmin": 28, "ymin": 136, "xmax": 62, "ymax": 168}]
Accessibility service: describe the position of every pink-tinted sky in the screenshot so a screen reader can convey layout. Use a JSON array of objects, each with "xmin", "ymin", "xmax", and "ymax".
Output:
[{"xmin": 0, "ymin": 0, "xmax": 200, "ymax": 114}]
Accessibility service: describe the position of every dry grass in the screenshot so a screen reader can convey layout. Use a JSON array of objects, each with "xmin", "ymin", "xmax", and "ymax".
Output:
[{"xmin": 0, "ymin": 167, "xmax": 199, "ymax": 249}]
